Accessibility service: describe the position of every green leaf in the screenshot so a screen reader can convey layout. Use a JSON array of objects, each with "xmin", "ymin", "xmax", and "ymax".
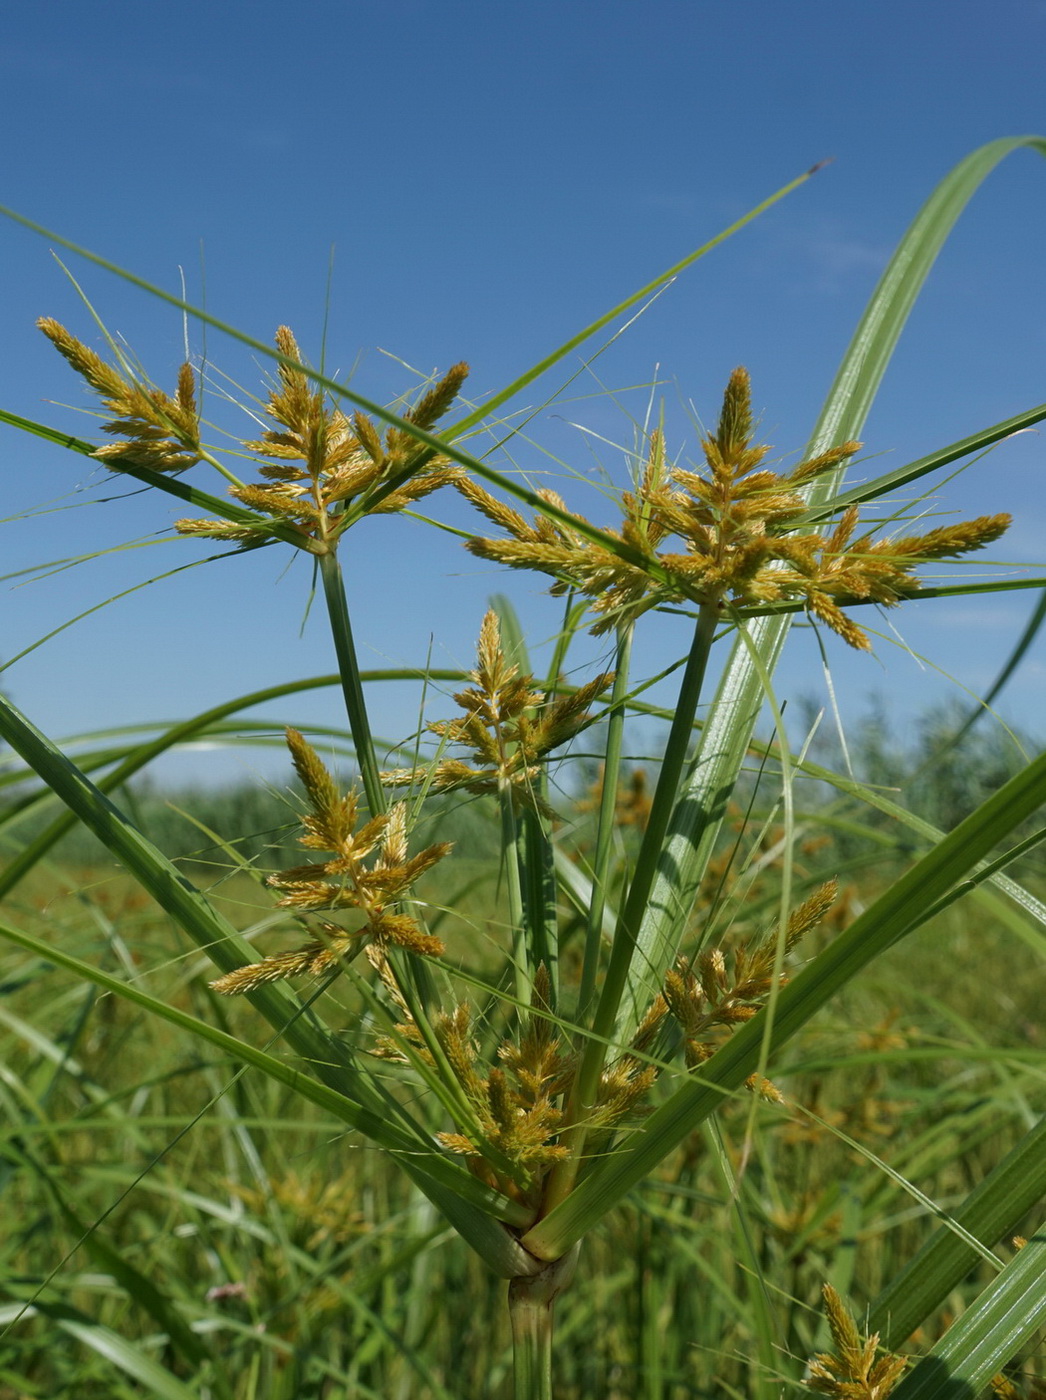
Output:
[
  {"xmin": 0, "ymin": 689, "xmax": 541, "ymax": 1277},
  {"xmin": 868, "ymin": 1115, "xmax": 1046, "ymax": 1352},
  {"xmin": 522, "ymin": 747, "xmax": 1046, "ymax": 1260},
  {"xmin": 791, "ymin": 396, "xmax": 1046, "ymax": 525},
  {"xmin": 11, "ymin": 1144, "xmax": 232, "ymax": 1398},
  {"xmin": 0, "ymin": 1298, "xmax": 201, "ymax": 1400},
  {"xmin": 891, "ymin": 1227, "xmax": 1046, "ymax": 1399},
  {"xmin": 0, "ymin": 407, "xmax": 312, "ymax": 551}
]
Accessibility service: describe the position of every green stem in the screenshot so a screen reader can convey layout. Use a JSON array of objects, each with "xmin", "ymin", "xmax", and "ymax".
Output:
[
  {"xmin": 317, "ymin": 550, "xmax": 446, "ymax": 1046},
  {"xmin": 499, "ymin": 775, "xmax": 531, "ymax": 1012},
  {"xmin": 591, "ymin": 601, "xmax": 719, "ymax": 1039},
  {"xmin": 521, "ymin": 807, "xmax": 558, "ymax": 1003},
  {"xmin": 540, "ymin": 601, "xmax": 719, "ymax": 1215},
  {"xmin": 317, "ymin": 549, "xmax": 385, "ymax": 816},
  {"xmin": 508, "ymin": 1246, "xmax": 579, "ymax": 1400},
  {"xmin": 544, "ymin": 596, "xmax": 589, "ymax": 697},
  {"xmin": 576, "ymin": 621, "xmax": 634, "ymax": 1021}
]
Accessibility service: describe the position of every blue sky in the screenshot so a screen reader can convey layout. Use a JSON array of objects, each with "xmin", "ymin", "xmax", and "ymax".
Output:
[{"xmin": 2, "ymin": 0, "xmax": 1045, "ymax": 786}]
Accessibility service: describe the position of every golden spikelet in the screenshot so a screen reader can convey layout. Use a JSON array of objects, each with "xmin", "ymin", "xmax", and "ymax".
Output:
[
  {"xmin": 38, "ymin": 317, "xmax": 201, "ymax": 474},
  {"xmin": 381, "ymin": 610, "xmax": 613, "ymax": 813},
  {"xmin": 426, "ymin": 967, "xmax": 579, "ymax": 1200},
  {"xmin": 664, "ymin": 881, "xmax": 837, "ymax": 1070},
  {"xmin": 210, "ymin": 729, "xmax": 450, "ymax": 994},
  {"xmin": 176, "ymin": 325, "xmax": 465, "ymax": 552},
  {"xmin": 806, "ymin": 1284, "xmax": 908, "ymax": 1398},
  {"xmin": 457, "ymin": 367, "xmax": 1011, "ymax": 648}
]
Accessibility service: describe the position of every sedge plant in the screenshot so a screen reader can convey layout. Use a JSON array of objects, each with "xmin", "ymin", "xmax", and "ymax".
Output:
[{"xmin": 1, "ymin": 138, "xmax": 1046, "ymax": 1399}]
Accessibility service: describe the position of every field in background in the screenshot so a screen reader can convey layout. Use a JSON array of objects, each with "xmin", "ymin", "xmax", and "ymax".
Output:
[{"xmin": 2, "ymin": 706, "xmax": 1043, "ymax": 1399}]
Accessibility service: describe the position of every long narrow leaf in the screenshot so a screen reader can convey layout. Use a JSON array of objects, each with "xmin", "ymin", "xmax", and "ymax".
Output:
[
  {"xmin": 14, "ymin": 1144, "xmax": 232, "ymax": 1398},
  {"xmin": 792, "ymin": 397, "xmax": 1046, "ymax": 525},
  {"xmin": 1, "ymin": 162, "xmax": 820, "ymax": 462},
  {"xmin": 890, "ymin": 1227, "xmax": 1046, "ymax": 1400},
  {"xmin": 0, "ymin": 1298, "xmax": 200, "ymax": 1400},
  {"xmin": 0, "ymin": 408, "xmax": 310, "ymax": 548},
  {"xmin": 868, "ymin": 1115, "xmax": 1046, "ymax": 1351},
  {"xmin": 522, "ymin": 747, "xmax": 1046, "ymax": 1259},
  {"xmin": 0, "ymin": 691, "xmax": 540, "ymax": 1274},
  {"xmin": 0, "ymin": 916, "xmax": 529, "ymax": 1233},
  {"xmin": 618, "ymin": 134, "xmax": 1046, "ymax": 1039}
]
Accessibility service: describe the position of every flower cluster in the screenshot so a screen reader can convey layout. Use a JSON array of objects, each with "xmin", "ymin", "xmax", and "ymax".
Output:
[
  {"xmin": 38, "ymin": 320, "xmax": 466, "ymax": 555},
  {"xmin": 175, "ymin": 327, "xmax": 466, "ymax": 552},
  {"xmin": 379, "ymin": 965, "xmax": 660, "ymax": 1203},
  {"xmin": 806, "ymin": 1284, "xmax": 908, "ymax": 1398},
  {"xmin": 661, "ymin": 880, "xmax": 838, "ymax": 1097},
  {"xmin": 37, "ymin": 317, "xmax": 201, "ymax": 473},
  {"xmin": 434, "ymin": 967, "xmax": 574, "ymax": 1194},
  {"xmin": 210, "ymin": 728, "xmax": 450, "ymax": 995},
  {"xmin": 382, "ymin": 609, "xmax": 614, "ymax": 813},
  {"xmin": 459, "ymin": 368, "xmax": 1011, "ymax": 647}
]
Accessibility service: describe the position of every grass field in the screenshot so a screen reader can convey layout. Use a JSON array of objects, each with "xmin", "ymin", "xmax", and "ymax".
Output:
[{"xmin": 1, "ymin": 722, "xmax": 1043, "ymax": 1398}]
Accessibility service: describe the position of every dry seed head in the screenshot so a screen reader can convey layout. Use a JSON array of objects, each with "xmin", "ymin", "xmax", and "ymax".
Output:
[
  {"xmin": 369, "ymin": 912, "xmax": 444, "ymax": 957},
  {"xmin": 784, "ymin": 879, "xmax": 839, "ymax": 949},
  {"xmin": 353, "ymin": 410, "xmax": 385, "ymax": 464},
  {"xmin": 38, "ymin": 318, "xmax": 129, "ymax": 401},
  {"xmin": 437, "ymin": 1132, "xmax": 481, "ymax": 1156},
  {"xmin": 209, "ymin": 930, "xmax": 357, "ymax": 995},
  {"xmin": 989, "ymin": 1377, "xmax": 1023, "ymax": 1400},
  {"xmin": 591, "ymin": 1057, "xmax": 658, "ymax": 1128}
]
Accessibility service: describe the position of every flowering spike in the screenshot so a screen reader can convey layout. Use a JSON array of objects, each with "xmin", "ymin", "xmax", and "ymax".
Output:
[
  {"xmin": 381, "ymin": 610, "xmax": 612, "ymax": 812},
  {"xmin": 211, "ymin": 730, "xmax": 449, "ymax": 994},
  {"xmin": 806, "ymin": 1284, "xmax": 908, "ymax": 1398},
  {"xmin": 36, "ymin": 319, "xmax": 468, "ymax": 553},
  {"xmin": 457, "ymin": 369, "xmax": 1011, "ymax": 649},
  {"xmin": 38, "ymin": 318, "xmax": 201, "ymax": 474}
]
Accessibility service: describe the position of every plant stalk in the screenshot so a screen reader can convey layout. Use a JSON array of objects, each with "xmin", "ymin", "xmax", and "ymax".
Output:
[
  {"xmin": 540, "ymin": 601, "xmax": 720, "ymax": 1216},
  {"xmin": 499, "ymin": 774, "xmax": 531, "ymax": 1012},
  {"xmin": 317, "ymin": 549, "xmax": 385, "ymax": 816},
  {"xmin": 576, "ymin": 620, "xmax": 634, "ymax": 1021},
  {"xmin": 508, "ymin": 1246, "xmax": 579, "ymax": 1400}
]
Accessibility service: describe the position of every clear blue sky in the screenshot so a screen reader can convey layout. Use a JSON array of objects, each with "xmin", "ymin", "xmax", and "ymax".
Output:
[{"xmin": 2, "ymin": 1, "xmax": 1044, "ymax": 786}]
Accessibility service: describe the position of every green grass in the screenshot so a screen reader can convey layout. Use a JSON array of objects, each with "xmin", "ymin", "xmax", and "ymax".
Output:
[
  {"xmin": 0, "ymin": 807, "xmax": 1041, "ymax": 1397},
  {"xmin": 2, "ymin": 137, "xmax": 1046, "ymax": 1398}
]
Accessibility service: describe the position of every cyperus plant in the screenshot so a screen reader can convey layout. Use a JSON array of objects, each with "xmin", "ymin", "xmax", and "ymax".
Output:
[{"xmin": 1, "ymin": 137, "xmax": 1045, "ymax": 1399}]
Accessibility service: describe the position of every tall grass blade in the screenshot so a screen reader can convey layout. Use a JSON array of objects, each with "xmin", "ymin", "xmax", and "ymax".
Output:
[
  {"xmin": 0, "ymin": 1298, "xmax": 201, "ymax": 1400},
  {"xmin": 523, "ymin": 747, "xmax": 1046, "ymax": 1259},
  {"xmin": 792, "ymin": 396, "xmax": 1046, "ymax": 524},
  {"xmin": 618, "ymin": 134, "xmax": 1046, "ymax": 1039},
  {"xmin": 0, "ymin": 915, "xmax": 528, "ymax": 1233},
  {"xmin": 1, "ymin": 163, "xmax": 821, "ymax": 457},
  {"xmin": 890, "ymin": 1227, "xmax": 1046, "ymax": 1399},
  {"xmin": 0, "ymin": 408, "xmax": 307, "ymax": 549},
  {"xmin": 868, "ymin": 1115, "xmax": 1046, "ymax": 1351},
  {"xmin": 13, "ymin": 1145, "xmax": 232, "ymax": 1397},
  {"xmin": 0, "ymin": 692, "xmax": 540, "ymax": 1273},
  {"xmin": 944, "ymin": 588, "xmax": 1046, "ymax": 746}
]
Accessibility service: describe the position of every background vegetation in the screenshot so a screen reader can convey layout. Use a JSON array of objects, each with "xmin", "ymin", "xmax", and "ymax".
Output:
[{"xmin": 1, "ymin": 704, "xmax": 1042, "ymax": 1398}]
